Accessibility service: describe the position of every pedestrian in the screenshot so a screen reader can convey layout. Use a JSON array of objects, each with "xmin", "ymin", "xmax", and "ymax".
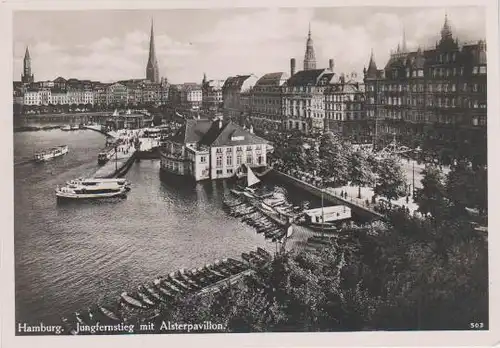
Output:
[
  {"xmin": 406, "ymin": 195, "xmax": 409, "ymax": 204},
  {"xmin": 341, "ymin": 190, "xmax": 344, "ymax": 198}
]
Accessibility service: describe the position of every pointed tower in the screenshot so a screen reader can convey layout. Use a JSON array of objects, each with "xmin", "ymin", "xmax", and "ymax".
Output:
[
  {"xmin": 440, "ymin": 13, "xmax": 453, "ymax": 41},
  {"xmin": 402, "ymin": 27, "xmax": 408, "ymax": 52},
  {"xmin": 303, "ymin": 22, "xmax": 317, "ymax": 71},
  {"xmin": 365, "ymin": 49, "xmax": 378, "ymax": 78},
  {"xmin": 21, "ymin": 46, "xmax": 34, "ymax": 84},
  {"xmin": 146, "ymin": 19, "xmax": 160, "ymax": 83}
]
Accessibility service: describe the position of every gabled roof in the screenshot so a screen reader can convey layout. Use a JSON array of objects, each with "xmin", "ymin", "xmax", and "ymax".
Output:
[
  {"xmin": 170, "ymin": 119, "xmax": 213, "ymax": 144},
  {"xmin": 223, "ymin": 75, "xmax": 252, "ymax": 90},
  {"xmin": 200, "ymin": 121, "xmax": 268, "ymax": 147},
  {"xmin": 255, "ymin": 72, "xmax": 288, "ymax": 87},
  {"xmin": 285, "ymin": 69, "xmax": 326, "ymax": 86}
]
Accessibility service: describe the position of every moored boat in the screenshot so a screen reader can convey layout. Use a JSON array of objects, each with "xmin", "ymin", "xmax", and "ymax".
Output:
[
  {"xmin": 98, "ymin": 305, "xmax": 120, "ymax": 321},
  {"xmin": 34, "ymin": 145, "xmax": 69, "ymax": 162},
  {"xmin": 120, "ymin": 292, "xmax": 145, "ymax": 308},
  {"xmin": 60, "ymin": 125, "xmax": 71, "ymax": 131},
  {"xmin": 56, "ymin": 178, "xmax": 130, "ymax": 200}
]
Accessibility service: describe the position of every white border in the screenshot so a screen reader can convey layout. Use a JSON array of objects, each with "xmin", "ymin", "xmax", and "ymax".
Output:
[{"xmin": 1, "ymin": 0, "xmax": 498, "ymax": 347}]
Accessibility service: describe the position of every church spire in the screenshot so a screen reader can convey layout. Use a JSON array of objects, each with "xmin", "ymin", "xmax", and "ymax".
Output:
[
  {"xmin": 441, "ymin": 12, "xmax": 453, "ymax": 41},
  {"xmin": 303, "ymin": 22, "xmax": 316, "ymax": 71},
  {"xmin": 402, "ymin": 26, "xmax": 407, "ymax": 52},
  {"xmin": 22, "ymin": 45, "xmax": 34, "ymax": 84},
  {"xmin": 366, "ymin": 48, "xmax": 378, "ymax": 78},
  {"xmin": 146, "ymin": 18, "xmax": 160, "ymax": 83}
]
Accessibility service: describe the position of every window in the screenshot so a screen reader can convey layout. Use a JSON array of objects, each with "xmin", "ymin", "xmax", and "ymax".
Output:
[
  {"xmin": 200, "ymin": 156, "xmax": 207, "ymax": 163},
  {"xmin": 463, "ymin": 83, "xmax": 468, "ymax": 92},
  {"xmin": 480, "ymin": 66, "xmax": 487, "ymax": 74},
  {"xmin": 216, "ymin": 169, "xmax": 223, "ymax": 175},
  {"xmin": 216, "ymin": 155, "xmax": 223, "ymax": 168},
  {"xmin": 418, "ymin": 70, "xmax": 424, "ymax": 77},
  {"xmin": 227, "ymin": 169, "xmax": 233, "ymax": 174},
  {"xmin": 473, "ymin": 67, "xmax": 479, "ymax": 74},
  {"xmin": 473, "ymin": 84, "xmax": 478, "ymax": 92},
  {"xmin": 451, "ymin": 84, "xmax": 456, "ymax": 92},
  {"xmin": 237, "ymin": 154, "xmax": 242, "ymax": 165},
  {"xmin": 246, "ymin": 154, "xmax": 253, "ymax": 164},
  {"xmin": 257, "ymin": 156, "xmax": 263, "ymax": 164},
  {"xmin": 227, "ymin": 155, "xmax": 233, "ymax": 166}
]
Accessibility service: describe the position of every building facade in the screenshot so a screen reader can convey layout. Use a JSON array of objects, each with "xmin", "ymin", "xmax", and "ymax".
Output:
[
  {"xmin": 282, "ymin": 68, "xmax": 333, "ymax": 132},
  {"xmin": 363, "ymin": 15, "xmax": 487, "ymax": 148},
  {"xmin": 160, "ymin": 119, "xmax": 268, "ymax": 181},
  {"xmin": 249, "ymin": 72, "xmax": 288, "ymax": 131},
  {"xmin": 222, "ymin": 74, "xmax": 259, "ymax": 122},
  {"xmin": 202, "ymin": 75, "xmax": 224, "ymax": 112}
]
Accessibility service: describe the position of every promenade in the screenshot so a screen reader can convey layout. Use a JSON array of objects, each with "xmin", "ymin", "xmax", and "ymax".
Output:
[{"xmin": 93, "ymin": 129, "xmax": 140, "ymax": 178}]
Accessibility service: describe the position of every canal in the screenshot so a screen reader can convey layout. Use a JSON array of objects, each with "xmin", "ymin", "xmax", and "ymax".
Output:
[{"xmin": 14, "ymin": 129, "xmax": 275, "ymax": 325}]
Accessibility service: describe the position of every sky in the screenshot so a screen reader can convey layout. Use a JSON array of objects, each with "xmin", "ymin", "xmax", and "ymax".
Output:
[{"xmin": 12, "ymin": 7, "xmax": 486, "ymax": 84}]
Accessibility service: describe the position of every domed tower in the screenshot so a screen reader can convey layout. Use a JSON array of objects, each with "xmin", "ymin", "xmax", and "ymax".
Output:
[{"xmin": 303, "ymin": 23, "xmax": 317, "ymax": 71}]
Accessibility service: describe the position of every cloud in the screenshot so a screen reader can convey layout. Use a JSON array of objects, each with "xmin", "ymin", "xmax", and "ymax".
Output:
[{"xmin": 13, "ymin": 7, "xmax": 486, "ymax": 83}]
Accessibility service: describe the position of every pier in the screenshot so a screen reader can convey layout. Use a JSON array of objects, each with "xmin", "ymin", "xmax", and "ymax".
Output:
[{"xmin": 92, "ymin": 129, "xmax": 140, "ymax": 178}]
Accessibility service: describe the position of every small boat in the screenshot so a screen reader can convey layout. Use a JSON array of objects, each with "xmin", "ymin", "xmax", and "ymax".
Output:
[
  {"xmin": 257, "ymin": 247, "xmax": 272, "ymax": 260},
  {"xmin": 97, "ymin": 149, "xmax": 115, "ymax": 165},
  {"xmin": 260, "ymin": 202, "xmax": 277, "ymax": 214},
  {"xmin": 204, "ymin": 264, "xmax": 226, "ymax": 278},
  {"xmin": 136, "ymin": 288, "xmax": 156, "ymax": 306},
  {"xmin": 120, "ymin": 292, "xmax": 145, "ymax": 308},
  {"xmin": 98, "ymin": 305, "xmax": 120, "ymax": 321},
  {"xmin": 74, "ymin": 311, "xmax": 86, "ymax": 325},
  {"xmin": 142, "ymin": 284, "xmax": 167, "ymax": 302},
  {"xmin": 168, "ymin": 273, "xmax": 192, "ymax": 291},
  {"xmin": 60, "ymin": 125, "xmax": 71, "ymax": 131},
  {"xmin": 71, "ymin": 125, "xmax": 79, "ymax": 130},
  {"xmin": 153, "ymin": 280, "xmax": 176, "ymax": 298},
  {"xmin": 34, "ymin": 145, "xmax": 69, "ymax": 162},
  {"xmin": 161, "ymin": 279, "xmax": 184, "ymax": 294},
  {"xmin": 56, "ymin": 178, "xmax": 130, "ymax": 200},
  {"xmin": 61, "ymin": 317, "xmax": 77, "ymax": 335},
  {"xmin": 308, "ymin": 223, "xmax": 339, "ymax": 232}
]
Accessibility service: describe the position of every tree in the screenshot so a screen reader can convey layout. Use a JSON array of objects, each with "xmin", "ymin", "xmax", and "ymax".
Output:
[
  {"xmin": 414, "ymin": 165, "xmax": 448, "ymax": 220},
  {"xmin": 374, "ymin": 156, "xmax": 406, "ymax": 203},
  {"xmin": 348, "ymin": 150, "xmax": 375, "ymax": 199},
  {"xmin": 318, "ymin": 132, "xmax": 350, "ymax": 187}
]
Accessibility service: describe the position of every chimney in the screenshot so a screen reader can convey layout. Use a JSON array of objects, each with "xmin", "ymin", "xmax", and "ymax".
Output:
[
  {"xmin": 329, "ymin": 59, "xmax": 334, "ymax": 71},
  {"xmin": 290, "ymin": 58, "xmax": 296, "ymax": 76}
]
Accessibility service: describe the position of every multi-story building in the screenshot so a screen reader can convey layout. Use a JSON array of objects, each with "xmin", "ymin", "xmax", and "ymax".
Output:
[
  {"xmin": 53, "ymin": 77, "xmax": 67, "ymax": 90},
  {"xmin": 250, "ymin": 72, "xmax": 288, "ymax": 131},
  {"xmin": 282, "ymin": 68, "xmax": 334, "ymax": 132},
  {"xmin": 324, "ymin": 73, "xmax": 367, "ymax": 142},
  {"xmin": 363, "ymin": 15, "xmax": 487, "ymax": 148},
  {"xmin": 93, "ymin": 83, "xmax": 109, "ymax": 107},
  {"xmin": 142, "ymin": 82, "xmax": 162, "ymax": 105},
  {"xmin": 222, "ymin": 74, "xmax": 259, "ymax": 121},
  {"xmin": 107, "ymin": 83, "xmax": 128, "ymax": 106},
  {"xmin": 23, "ymin": 89, "xmax": 41, "ymax": 106},
  {"xmin": 51, "ymin": 91, "xmax": 69, "ymax": 105},
  {"xmin": 202, "ymin": 74, "xmax": 224, "ymax": 112},
  {"xmin": 160, "ymin": 118, "xmax": 269, "ymax": 181},
  {"xmin": 180, "ymin": 83, "xmax": 203, "ymax": 110}
]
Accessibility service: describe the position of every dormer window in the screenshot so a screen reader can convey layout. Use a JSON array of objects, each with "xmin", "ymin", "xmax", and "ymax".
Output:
[{"xmin": 473, "ymin": 67, "xmax": 479, "ymax": 74}]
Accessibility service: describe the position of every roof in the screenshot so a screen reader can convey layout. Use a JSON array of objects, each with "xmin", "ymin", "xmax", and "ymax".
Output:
[
  {"xmin": 223, "ymin": 75, "xmax": 252, "ymax": 90},
  {"xmin": 170, "ymin": 119, "xmax": 268, "ymax": 147},
  {"xmin": 200, "ymin": 121, "xmax": 268, "ymax": 147},
  {"xmin": 170, "ymin": 119, "xmax": 213, "ymax": 144},
  {"xmin": 205, "ymin": 79, "xmax": 225, "ymax": 89},
  {"xmin": 286, "ymin": 69, "xmax": 326, "ymax": 86},
  {"xmin": 255, "ymin": 72, "xmax": 288, "ymax": 87}
]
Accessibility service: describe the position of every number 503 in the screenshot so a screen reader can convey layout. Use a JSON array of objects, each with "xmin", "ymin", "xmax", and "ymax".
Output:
[{"xmin": 470, "ymin": 322, "xmax": 484, "ymax": 329}]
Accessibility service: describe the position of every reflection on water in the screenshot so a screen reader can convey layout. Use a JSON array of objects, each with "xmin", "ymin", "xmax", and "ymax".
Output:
[{"xmin": 15, "ymin": 130, "xmax": 272, "ymax": 325}]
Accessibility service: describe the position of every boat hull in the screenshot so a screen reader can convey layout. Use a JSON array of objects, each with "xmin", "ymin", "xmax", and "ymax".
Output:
[{"xmin": 56, "ymin": 190, "xmax": 127, "ymax": 200}]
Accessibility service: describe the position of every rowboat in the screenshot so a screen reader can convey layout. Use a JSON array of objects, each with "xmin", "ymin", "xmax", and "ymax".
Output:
[
  {"xmin": 121, "ymin": 292, "xmax": 145, "ymax": 308},
  {"xmin": 98, "ymin": 305, "xmax": 120, "ymax": 321}
]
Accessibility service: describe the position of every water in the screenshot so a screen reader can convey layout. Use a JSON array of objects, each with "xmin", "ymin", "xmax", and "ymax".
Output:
[{"xmin": 14, "ymin": 129, "xmax": 273, "ymax": 325}]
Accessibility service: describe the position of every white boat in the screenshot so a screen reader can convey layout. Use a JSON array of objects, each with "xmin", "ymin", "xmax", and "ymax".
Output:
[
  {"xmin": 34, "ymin": 145, "xmax": 69, "ymax": 162},
  {"xmin": 303, "ymin": 205, "xmax": 352, "ymax": 225},
  {"xmin": 71, "ymin": 125, "xmax": 79, "ymax": 130},
  {"xmin": 60, "ymin": 125, "xmax": 71, "ymax": 131},
  {"xmin": 56, "ymin": 179, "xmax": 130, "ymax": 199},
  {"xmin": 66, "ymin": 178, "xmax": 131, "ymax": 191}
]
